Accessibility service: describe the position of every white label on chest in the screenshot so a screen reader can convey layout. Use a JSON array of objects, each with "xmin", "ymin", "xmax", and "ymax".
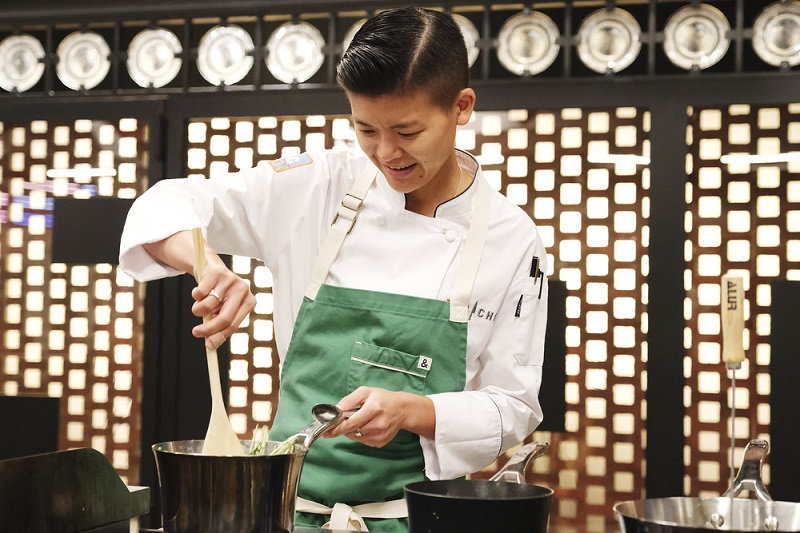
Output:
[{"xmin": 417, "ymin": 356, "xmax": 432, "ymax": 371}]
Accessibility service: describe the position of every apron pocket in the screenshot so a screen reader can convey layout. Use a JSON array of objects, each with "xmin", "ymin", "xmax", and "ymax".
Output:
[
  {"xmin": 346, "ymin": 341, "xmax": 430, "ymax": 396},
  {"xmin": 347, "ymin": 341, "xmax": 431, "ymax": 444}
]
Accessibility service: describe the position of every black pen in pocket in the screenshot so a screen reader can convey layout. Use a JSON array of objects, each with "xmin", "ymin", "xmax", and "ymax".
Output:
[
  {"xmin": 531, "ymin": 256, "xmax": 545, "ymax": 299},
  {"xmin": 515, "ymin": 294, "xmax": 524, "ymax": 317},
  {"xmin": 516, "ymin": 256, "xmax": 541, "ymax": 317},
  {"xmin": 537, "ymin": 269, "xmax": 545, "ymax": 299}
]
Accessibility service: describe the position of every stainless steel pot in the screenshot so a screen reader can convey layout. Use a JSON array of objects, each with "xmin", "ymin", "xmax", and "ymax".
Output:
[
  {"xmin": 404, "ymin": 441, "xmax": 553, "ymax": 533},
  {"xmin": 152, "ymin": 404, "xmax": 346, "ymax": 533},
  {"xmin": 153, "ymin": 440, "xmax": 305, "ymax": 533},
  {"xmin": 615, "ymin": 440, "xmax": 800, "ymax": 532}
]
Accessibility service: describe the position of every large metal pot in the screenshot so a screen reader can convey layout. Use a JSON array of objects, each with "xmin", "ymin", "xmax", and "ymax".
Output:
[
  {"xmin": 152, "ymin": 404, "xmax": 346, "ymax": 533},
  {"xmin": 404, "ymin": 441, "xmax": 553, "ymax": 533},
  {"xmin": 153, "ymin": 439, "xmax": 305, "ymax": 533},
  {"xmin": 615, "ymin": 440, "xmax": 800, "ymax": 532}
]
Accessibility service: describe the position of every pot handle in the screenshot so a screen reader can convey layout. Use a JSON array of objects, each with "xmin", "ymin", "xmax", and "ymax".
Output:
[
  {"xmin": 489, "ymin": 441, "xmax": 550, "ymax": 484},
  {"xmin": 721, "ymin": 439, "xmax": 773, "ymax": 502}
]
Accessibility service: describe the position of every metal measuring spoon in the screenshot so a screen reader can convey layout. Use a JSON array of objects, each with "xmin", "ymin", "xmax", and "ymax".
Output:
[{"xmin": 284, "ymin": 403, "xmax": 346, "ymax": 449}]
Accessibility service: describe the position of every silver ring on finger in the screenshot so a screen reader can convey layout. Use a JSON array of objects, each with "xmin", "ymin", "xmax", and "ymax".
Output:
[
  {"xmin": 354, "ymin": 428, "xmax": 363, "ymax": 438},
  {"xmin": 209, "ymin": 289, "xmax": 223, "ymax": 301}
]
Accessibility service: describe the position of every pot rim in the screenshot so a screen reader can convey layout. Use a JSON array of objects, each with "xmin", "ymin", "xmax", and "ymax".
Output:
[
  {"xmin": 152, "ymin": 439, "xmax": 307, "ymax": 458},
  {"xmin": 404, "ymin": 479, "xmax": 554, "ymax": 501},
  {"xmin": 614, "ymin": 496, "xmax": 800, "ymax": 532}
]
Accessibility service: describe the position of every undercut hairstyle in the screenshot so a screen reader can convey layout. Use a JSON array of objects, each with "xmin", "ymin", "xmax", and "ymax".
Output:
[{"xmin": 336, "ymin": 8, "xmax": 470, "ymax": 109}]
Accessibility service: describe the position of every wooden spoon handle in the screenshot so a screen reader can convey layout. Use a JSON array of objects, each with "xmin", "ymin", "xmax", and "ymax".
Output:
[
  {"xmin": 191, "ymin": 228, "xmax": 244, "ymax": 456},
  {"xmin": 192, "ymin": 229, "xmax": 208, "ymax": 305},
  {"xmin": 721, "ymin": 274, "xmax": 745, "ymax": 364}
]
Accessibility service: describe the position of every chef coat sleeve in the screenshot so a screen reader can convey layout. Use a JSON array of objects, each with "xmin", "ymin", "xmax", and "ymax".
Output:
[
  {"xmin": 119, "ymin": 151, "xmax": 341, "ymax": 281},
  {"xmin": 420, "ymin": 240, "xmax": 548, "ymax": 480}
]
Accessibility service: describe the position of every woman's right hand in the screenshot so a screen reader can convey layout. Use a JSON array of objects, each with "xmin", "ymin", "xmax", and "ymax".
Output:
[{"xmin": 190, "ymin": 256, "xmax": 256, "ymax": 349}]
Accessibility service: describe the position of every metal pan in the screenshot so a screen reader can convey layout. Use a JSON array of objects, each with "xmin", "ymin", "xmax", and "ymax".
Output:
[
  {"xmin": 404, "ymin": 441, "xmax": 553, "ymax": 533},
  {"xmin": 152, "ymin": 404, "xmax": 346, "ymax": 533},
  {"xmin": 615, "ymin": 439, "xmax": 800, "ymax": 532},
  {"xmin": 153, "ymin": 439, "xmax": 305, "ymax": 533}
]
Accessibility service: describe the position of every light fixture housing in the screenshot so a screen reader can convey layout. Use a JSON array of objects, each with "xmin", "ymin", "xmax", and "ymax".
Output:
[
  {"xmin": 752, "ymin": 0, "xmax": 800, "ymax": 67},
  {"xmin": 127, "ymin": 28, "xmax": 183, "ymax": 88},
  {"xmin": 663, "ymin": 3, "xmax": 731, "ymax": 71},
  {"xmin": 497, "ymin": 11, "xmax": 561, "ymax": 76},
  {"xmin": 577, "ymin": 8, "xmax": 641, "ymax": 74},
  {"xmin": 341, "ymin": 18, "xmax": 366, "ymax": 55},
  {"xmin": 452, "ymin": 13, "xmax": 481, "ymax": 67},
  {"xmin": 56, "ymin": 31, "xmax": 111, "ymax": 90},
  {"xmin": 265, "ymin": 21, "xmax": 326, "ymax": 84},
  {"xmin": 0, "ymin": 34, "xmax": 45, "ymax": 92},
  {"xmin": 196, "ymin": 25, "xmax": 254, "ymax": 86}
]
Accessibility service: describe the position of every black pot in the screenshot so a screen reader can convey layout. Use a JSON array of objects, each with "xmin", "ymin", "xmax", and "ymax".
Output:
[{"xmin": 404, "ymin": 441, "xmax": 553, "ymax": 533}]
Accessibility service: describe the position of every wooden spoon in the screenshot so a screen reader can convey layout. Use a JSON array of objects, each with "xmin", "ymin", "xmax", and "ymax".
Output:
[{"xmin": 192, "ymin": 228, "xmax": 245, "ymax": 456}]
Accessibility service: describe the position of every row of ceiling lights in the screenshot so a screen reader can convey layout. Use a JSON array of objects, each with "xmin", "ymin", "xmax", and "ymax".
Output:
[{"xmin": 0, "ymin": 1, "xmax": 798, "ymax": 93}]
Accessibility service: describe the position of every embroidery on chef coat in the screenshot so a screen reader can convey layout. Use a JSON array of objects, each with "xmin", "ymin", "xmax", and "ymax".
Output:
[
  {"xmin": 269, "ymin": 153, "xmax": 313, "ymax": 172},
  {"xmin": 469, "ymin": 301, "xmax": 497, "ymax": 321}
]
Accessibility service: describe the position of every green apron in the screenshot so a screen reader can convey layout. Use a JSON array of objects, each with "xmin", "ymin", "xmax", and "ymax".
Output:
[{"xmin": 270, "ymin": 163, "xmax": 490, "ymax": 532}]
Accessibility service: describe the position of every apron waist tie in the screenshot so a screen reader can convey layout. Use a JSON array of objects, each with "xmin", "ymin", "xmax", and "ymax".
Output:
[{"xmin": 296, "ymin": 496, "xmax": 408, "ymax": 531}]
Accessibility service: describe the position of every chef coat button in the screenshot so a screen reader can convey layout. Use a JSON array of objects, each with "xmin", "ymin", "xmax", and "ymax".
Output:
[
  {"xmin": 444, "ymin": 230, "xmax": 456, "ymax": 242},
  {"xmin": 374, "ymin": 214, "xmax": 386, "ymax": 226}
]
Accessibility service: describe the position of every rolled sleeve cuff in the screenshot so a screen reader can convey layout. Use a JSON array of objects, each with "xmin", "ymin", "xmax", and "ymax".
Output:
[
  {"xmin": 119, "ymin": 245, "xmax": 185, "ymax": 282},
  {"xmin": 420, "ymin": 391, "xmax": 502, "ymax": 480},
  {"xmin": 118, "ymin": 183, "xmax": 204, "ymax": 282}
]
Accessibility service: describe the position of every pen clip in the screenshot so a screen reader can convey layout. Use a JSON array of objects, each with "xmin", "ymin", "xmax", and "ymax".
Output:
[
  {"xmin": 515, "ymin": 294, "xmax": 523, "ymax": 317},
  {"xmin": 537, "ymin": 270, "xmax": 545, "ymax": 300}
]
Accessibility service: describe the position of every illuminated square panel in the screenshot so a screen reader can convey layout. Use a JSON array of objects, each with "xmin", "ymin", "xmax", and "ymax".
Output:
[
  {"xmin": 684, "ymin": 102, "xmax": 800, "ymax": 496},
  {"xmin": 0, "ymin": 119, "xmax": 148, "ymax": 484}
]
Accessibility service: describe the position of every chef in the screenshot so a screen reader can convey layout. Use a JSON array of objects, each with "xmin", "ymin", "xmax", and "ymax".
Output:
[{"xmin": 120, "ymin": 7, "xmax": 548, "ymax": 532}]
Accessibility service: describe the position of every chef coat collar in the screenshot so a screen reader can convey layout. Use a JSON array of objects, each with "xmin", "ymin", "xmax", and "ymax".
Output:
[{"xmin": 374, "ymin": 149, "xmax": 480, "ymax": 218}]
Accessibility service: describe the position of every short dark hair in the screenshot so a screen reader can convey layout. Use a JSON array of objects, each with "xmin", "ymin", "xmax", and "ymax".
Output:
[{"xmin": 336, "ymin": 8, "xmax": 470, "ymax": 109}]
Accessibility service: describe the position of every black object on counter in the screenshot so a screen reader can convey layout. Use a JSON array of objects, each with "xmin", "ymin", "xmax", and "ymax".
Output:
[
  {"xmin": 404, "ymin": 442, "xmax": 553, "ymax": 533},
  {"xmin": 0, "ymin": 395, "xmax": 59, "ymax": 460},
  {"xmin": 405, "ymin": 479, "xmax": 551, "ymax": 532},
  {"xmin": 0, "ymin": 447, "xmax": 150, "ymax": 532}
]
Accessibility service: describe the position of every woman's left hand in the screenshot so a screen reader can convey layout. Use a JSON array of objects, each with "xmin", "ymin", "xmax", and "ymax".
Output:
[{"xmin": 325, "ymin": 387, "xmax": 435, "ymax": 447}]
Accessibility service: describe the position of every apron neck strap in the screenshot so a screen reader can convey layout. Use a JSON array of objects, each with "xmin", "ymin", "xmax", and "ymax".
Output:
[
  {"xmin": 304, "ymin": 164, "xmax": 492, "ymax": 325},
  {"xmin": 448, "ymin": 175, "xmax": 490, "ymax": 323},
  {"xmin": 304, "ymin": 164, "xmax": 377, "ymax": 300}
]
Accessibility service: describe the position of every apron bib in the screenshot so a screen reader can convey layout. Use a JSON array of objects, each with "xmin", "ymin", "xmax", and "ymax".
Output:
[{"xmin": 270, "ymin": 164, "xmax": 491, "ymax": 532}]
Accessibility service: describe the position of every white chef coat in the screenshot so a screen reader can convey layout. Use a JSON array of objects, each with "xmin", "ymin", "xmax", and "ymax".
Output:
[{"xmin": 119, "ymin": 147, "xmax": 549, "ymax": 480}]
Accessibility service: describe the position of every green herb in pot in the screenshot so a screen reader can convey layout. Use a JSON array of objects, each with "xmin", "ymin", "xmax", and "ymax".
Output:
[
  {"xmin": 248, "ymin": 425, "xmax": 270, "ymax": 456},
  {"xmin": 248, "ymin": 425, "xmax": 297, "ymax": 456}
]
